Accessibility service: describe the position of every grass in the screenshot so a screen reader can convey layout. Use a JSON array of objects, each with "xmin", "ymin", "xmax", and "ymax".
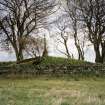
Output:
[
  {"xmin": 0, "ymin": 56, "xmax": 92, "ymax": 67},
  {"xmin": 39, "ymin": 56, "xmax": 93, "ymax": 66},
  {"xmin": 0, "ymin": 78, "xmax": 105, "ymax": 105}
]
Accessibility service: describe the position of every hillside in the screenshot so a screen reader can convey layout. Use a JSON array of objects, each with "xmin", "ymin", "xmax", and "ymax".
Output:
[{"xmin": 0, "ymin": 56, "xmax": 93, "ymax": 67}]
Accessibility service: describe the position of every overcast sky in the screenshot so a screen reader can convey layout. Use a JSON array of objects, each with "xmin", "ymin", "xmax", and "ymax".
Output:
[{"xmin": 0, "ymin": 23, "xmax": 95, "ymax": 62}]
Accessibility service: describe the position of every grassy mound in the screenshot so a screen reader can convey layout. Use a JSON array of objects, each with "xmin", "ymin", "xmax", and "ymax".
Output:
[
  {"xmin": 0, "ymin": 56, "xmax": 93, "ymax": 67},
  {"xmin": 40, "ymin": 56, "xmax": 93, "ymax": 66},
  {"xmin": 14, "ymin": 56, "xmax": 93, "ymax": 66}
]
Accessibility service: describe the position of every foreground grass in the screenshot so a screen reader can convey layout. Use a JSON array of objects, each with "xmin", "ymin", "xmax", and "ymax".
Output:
[{"xmin": 0, "ymin": 78, "xmax": 105, "ymax": 105}]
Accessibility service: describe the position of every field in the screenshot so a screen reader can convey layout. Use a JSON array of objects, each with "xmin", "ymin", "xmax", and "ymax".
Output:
[{"xmin": 0, "ymin": 78, "xmax": 105, "ymax": 105}]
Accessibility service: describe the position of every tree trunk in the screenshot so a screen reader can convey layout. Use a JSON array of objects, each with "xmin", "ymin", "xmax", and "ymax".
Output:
[
  {"xmin": 94, "ymin": 44, "xmax": 102, "ymax": 63},
  {"xmin": 15, "ymin": 49, "xmax": 23, "ymax": 62},
  {"xmin": 73, "ymin": 24, "xmax": 84, "ymax": 61},
  {"xmin": 101, "ymin": 42, "xmax": 105, "ymax": 63},
  {"xmin": 76, "ymin": 44, "xmax": 84, "ymax": 60},
  {"xmin": 13, "ymin": 44, "xmax": 24, "ymax": 62},
  {"xmin": 64, "ymin": 40, "xmax": 71, "ymax": 59}
]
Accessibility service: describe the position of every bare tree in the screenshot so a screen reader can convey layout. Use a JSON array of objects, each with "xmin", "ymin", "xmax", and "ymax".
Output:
[
  {"xmin": 75, "ymin": 0, "xmax": 105, "ymax": 63},
  {"xmin": 53, "ymin": 15, "xmax": 72, "ymax": 58},
  {"xmin": 66, "ymin": 0, "xmax": 86, "ymax": 60},
  {"xmin": 0, "ymin": 0, "xmax": 56, "ymax": 61},
  {"xmin": 24, "ymin": 36, "xmax": 46, "ymax": 58}
]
